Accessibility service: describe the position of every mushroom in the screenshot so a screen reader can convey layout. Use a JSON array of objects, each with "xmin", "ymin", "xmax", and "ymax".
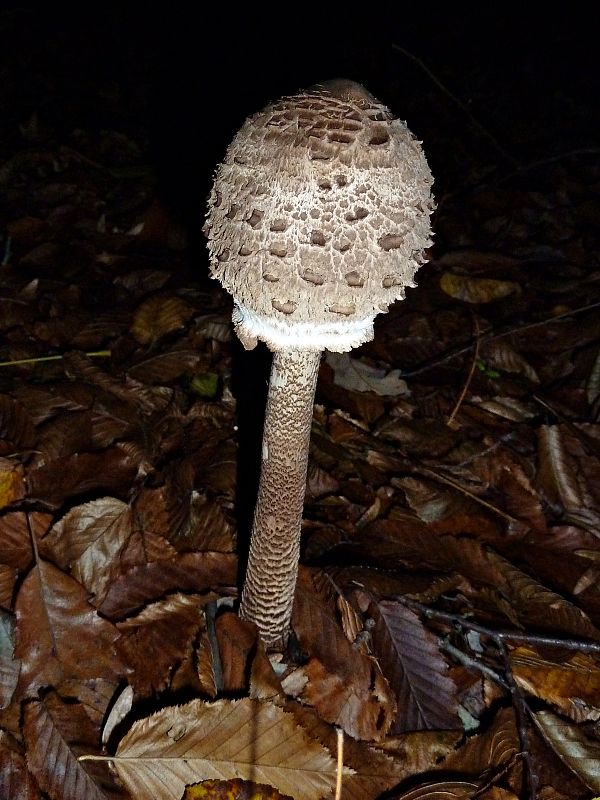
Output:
[{"xmin": 204, "ymin": 79, "xmax": 434, "ymax": 648}]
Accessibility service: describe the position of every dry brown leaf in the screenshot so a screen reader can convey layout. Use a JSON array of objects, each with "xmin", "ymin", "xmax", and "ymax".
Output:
[
  {"xmin": 97, "ymin": 551, "xmax": 237, "ymax": 619},
  {"xmin": 24, "ymin": 692, "xmax": 115, "ymax": 800},
  {"xmin": 117, "ymin": 593, "xmax": 205, "ymax": 697},
  {"xmin": 113, "ymin": 698, "xmax": 344, "ymax": 800},
  {"xmin": 0, "ymin": 511, "xmax": 51, "ymax": 570},
  {"xmin": 0, "ymin": 394, "xmax": 36, "ymax": 452},
  {"xmin": 215, "ymin": 612, "xmax": 257, "ymax": 692},
  {"xmin": 511, "ymin": 647, "xmax": 600, "ymax": 721},
  {"xmin": 127, "ymin": 348, "xmax": 207, "ymax": 384},
  {"xmin": 0, "ymin": 729, "xmax": 40, "ymax": 800},
  {"xmin": 185, "ymin": 779, "xmax": 293, "ymax": 800},
  {"xmin": 369, "ymin": 599, "xmax": 461, "ymax": 733},
  {"xmin": 480, "ymin": 340, "xmax": 539, "ymax": 383},
  {"xmin": 197, "ymin": 629, "xmax": 218, "ymax": 698},
  {"xmin": 131, "ymin": 294, "xmax": 195, "ymax": 345},
  {"xmin": 293, "ymin": 568, "xmax": 395, "ymax": 741},
  {"xmin": 0, "ymin": 460, "xmax": 25, "ymax": 508},
  {"xmin": 27, "ymin": 448, "xmax": 139, "ymax": 508},
  {"xmin": 40, "ymin": 497, "xmax": 133, "ymax": 604},
  {"xmin": 537, "ymin": 424, "xmax": 600, "ymax": 534},
  {"xmin": 0, "ymin": 563, "xmax": 17, "ymax": 608},
  {"xmin": 14, "ymin": 559, "xmax": 125, "ymax": 697},
  {"xmin": 440, "ymin": 272, "xmax": 520, "ymax": 303},
  {"xmin": 440, "ymin": 707, "xmax": 519, "ymax": 776},
  {"xmin": 533, "ymin": 709, "xmax": 600, "ymax": 792},
  {"xmin": 392, "ymin": 780, "xmax": 480, "ymax": 799},
  {"xmin": 0, "ymin": 608, "xmax": 19, "ymax": 709}
]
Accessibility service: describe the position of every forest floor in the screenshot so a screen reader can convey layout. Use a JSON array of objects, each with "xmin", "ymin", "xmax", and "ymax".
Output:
[{"xmin": 0, "ymin": 9, "xmax": 599, "ymax": 800}]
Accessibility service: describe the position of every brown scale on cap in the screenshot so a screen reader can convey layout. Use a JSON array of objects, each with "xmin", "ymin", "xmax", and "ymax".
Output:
[
  {"xmin": 204, "ymin": 79, "xmax": 434, "ymax": 352},
  {"xmin": 205, "ymin": 80, "xmax": 434, "ymax": 648}
]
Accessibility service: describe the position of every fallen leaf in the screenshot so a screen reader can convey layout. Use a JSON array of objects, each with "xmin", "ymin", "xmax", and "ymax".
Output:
[
  {"xmin": 24, "ymin": 692, "xmax": 116, "ymax": 800},
  {"xmin": 293, "ymin": 569, "xmax": 396, "ymax": 741},
  {"xmin": 325, "ymin": 352, "xmax": 409, "ymax": 396},
  {"xmin": 117, "ymin": 593, "xmax": 206, "ymax": 697},
  {"xmin": 15, "ymin": 559, "xmax": 125, "ymax": 697},
  {"xmin": 533, "ymin": 709, "xmax": 600, "ymax": 792},
  {"xmin": 114, "ymin": 698, "xmax": 344, "ymax": 800},
  {"xmin": 511, "ymin": 647, "xmax": 600, "ymax": 722},
  {"xmin": 440, "ymin": 272, "xmax": 520, "ymax": 303},
  {"xmin": 98, "ymin": 551, "xmax": 237, "ymax": 619},
  {"xmin": 369, "ymin": 599, "xmax": 461, "ymax": 733},
  {"xmin": 131, "ymin": 295, "xmax": 195, "ymax": 345},
  {"xmin": 40, "ymin": 497, "xmax": 133, "ymax": 604},
  {"xmin": 0, "ymin": 729, "xmax": 40, "ymax": 800},
  {"xmin": 185, "ymin": 779, "xmax": 292, "ymax": 800}
]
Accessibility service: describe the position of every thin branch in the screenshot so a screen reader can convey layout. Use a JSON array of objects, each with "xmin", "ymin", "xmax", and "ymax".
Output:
[
  {"xmin": 395, "ymin": 596, "xmax": 600, "ymax": 653},
  {"xmin": 447, "ymin": 315, "xmax": 480, "ymax": 427},
  {"xmin": 496, "ymin": 638, "xmax": 537, "ymax": 800},
  {"xmin": 399, "ymin": 301, "xmax": 600, "ymax": 379},
  {"xmin": 417, "ymin": 465, "xmax": 522, "ymax": 526},
  {"xmin": 335, "ymin": 727, "xmax": 344, "ymax": 800},
  {"xmin": 0, "ymin": 350, "xmax": 111, "ymax": 367},
  {"xmin": 440, "ymin": 639, "xmax": 509, "ymax": 689}
]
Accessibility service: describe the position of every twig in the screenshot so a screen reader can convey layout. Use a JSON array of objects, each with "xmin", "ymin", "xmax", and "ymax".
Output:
[
  {"xmin": 396, "ymin": 596, "xmax": 600, "ymax": 653},
  {"xmin": 0, "ymin": 350, "xmax": 111, "ymax": 367},
  {"xmin": 335, "ymin": 727, "xmax": 344, "ymax": 800},
  {"xmin": 396, "ymin": 596, "xmax": 549, "ymax": 798},
  {"xmin": 399, "ymin": 301, "xmax": 600, "ymax": 379},
  {"xmin": 391, "ymin": 43, "xmax": 520, "ymax": 167},
  {"xmin": 496, "ymin": 638, "xmax": 538, "ymax": 800},
  {"xmin": 440, "ymin": 639, "xmax": 509, "ymax": 689},
  {"xmin": 447, "ymin": 315, "xmax": 480, "ymax": 427},
  {"xmin": 417, "ymin": 465, "xmax": 522, "ymax": 526}
]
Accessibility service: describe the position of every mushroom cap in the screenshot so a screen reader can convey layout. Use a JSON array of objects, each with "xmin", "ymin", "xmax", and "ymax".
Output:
[{"xmin": 204, "ymin": 79, "xmax": 434, "ymax": 352}]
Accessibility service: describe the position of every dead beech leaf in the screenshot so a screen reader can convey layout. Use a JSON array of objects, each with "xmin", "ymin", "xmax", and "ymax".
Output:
[
  {"xmin": 440, "ymin": 272, "xmax": 520, "ymax": 303},
  {"xmin": 370, "ymin": 599, "xmax": 461, "ymax": 733},
  {"xmin": 480, "ymin": 340, "xmax": 539, "ymax": 383},
  {"xmin": 117, "ymin": 593, "xmax": 205, "ymax": 697},
  {"xmin": 27, "ymin": 448, "xmax": 139, "ymax": 508},
  {"xmin": 0, "ymin": 511, "xmax": 51, "ymax": 570},
  {"xmin": 14, "ymin": 559, "xmax": 125, "ymax": 697},
  {"xmin": 215, "ymin": 612, "xmax": 257, "ymax": 692},
  {"xmin": 40, "ymin": 497, "xmax": 133, "ymax": 605},
  {"xmin": 511, "ymin": 647, "xmax": 600, "ymax": 721},
  {"xmin": 131, "ymin": 294, "xmax": 195, "ymax": 345},
  {"xmin": 325, "ymin": 352, "xmax": 408, "ymax": 396},
  {"xmin": 440, "ymin": 707, "xmax": 518, "ymax": 775},
  {"xmin": 393, "ymin": 780, "xmax": 480, "ymax": 799},
  {"xmin": 0, "ymin": 460, "xmax": 25, "ymax": 508},
  {"xmin": 98, "ymin": 551, "xmax": 237, "ymax": 619},
  {"xmin": 127, "ymin": 348, "xmax": 207, "ymax": 384},
  {"xmin": 537, "ymin": 424, "xmax": 600, "ymax": 533},
  {"xmin": 485, "ymin": 549, "xmax": 600, "ymax": 640},
  {"xmin": 533, "ymin": 710, "xmax": 600, "ymax": 792},
  {"xmin": 24, "ymin": 692, "xmax": 115, "ymax": 800},
  {"xmin": 0, "ymin": 563, "xmax": 17, "ymax": 609},
  {"xmin": 114, "ymin": 698, "xmax": 344, "ymax": 800},
  {"xmin": 185, "ymin": 779, "xmax": 292, "ymax": 799},
  {"xmin": 0, "ymin": 609, "xmax": 19, "ymax": 709},
  {"xmin": 0, "ymin": 394, "xmax": 36, "ymax": 452},
  {"xmin": 293, "ymin": 569, "xmax": 395, "ymax": 741},
  {"xmin": 285, "ymin": 698, "xmax": 409, "ymax": 798},
  {"xmin": 0, "ymin": 729, "xmax": 41, "ymax": 800}
]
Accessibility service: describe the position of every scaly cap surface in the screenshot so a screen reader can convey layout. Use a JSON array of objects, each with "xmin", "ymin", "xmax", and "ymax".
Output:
[{"xmin": 205, "ymin": 79, "xmax": 434, "ymax": 352}]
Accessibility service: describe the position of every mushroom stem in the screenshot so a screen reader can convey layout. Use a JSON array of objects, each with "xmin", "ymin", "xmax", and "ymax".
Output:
[{"xmin": 240, "ymin": 348, "xmax": 321, "ymax": 648}]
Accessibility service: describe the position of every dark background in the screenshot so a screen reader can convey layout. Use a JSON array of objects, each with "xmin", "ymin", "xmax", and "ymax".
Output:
[{"xmin": 1, "ymin": 6, "xmax": 597, "ymax": 217}]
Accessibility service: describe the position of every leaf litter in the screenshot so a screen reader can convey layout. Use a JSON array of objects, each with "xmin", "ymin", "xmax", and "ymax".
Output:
[{"xmin": 1, "ymin": 18, "xmax": 600, "ymax": 800}]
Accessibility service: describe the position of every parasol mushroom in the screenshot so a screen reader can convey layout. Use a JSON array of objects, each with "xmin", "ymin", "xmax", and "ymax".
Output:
[{"xmin": 204, "ymin": 79, "xmax": 434, "ymax": 648}]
